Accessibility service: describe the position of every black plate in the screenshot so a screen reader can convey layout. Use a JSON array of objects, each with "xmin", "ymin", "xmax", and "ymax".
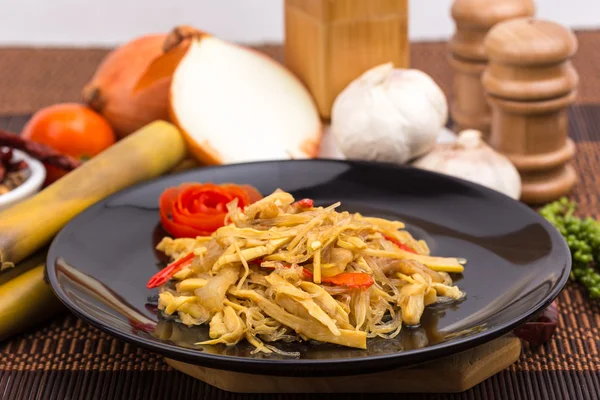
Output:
[{"xmin": 46, "ymin": 160, "xmax": 570, "ymax": 376}]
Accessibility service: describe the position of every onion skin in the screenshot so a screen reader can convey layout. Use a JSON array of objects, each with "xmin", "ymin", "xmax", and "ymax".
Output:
[{"xmin": 83, "ymin": 34, "xmax": 171, "ymax": 138}]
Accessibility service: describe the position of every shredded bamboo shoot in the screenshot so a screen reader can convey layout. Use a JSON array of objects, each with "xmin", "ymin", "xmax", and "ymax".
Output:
[{"xmin": 155, "ymin": 189, "xmax": 466, "ymax": 354}]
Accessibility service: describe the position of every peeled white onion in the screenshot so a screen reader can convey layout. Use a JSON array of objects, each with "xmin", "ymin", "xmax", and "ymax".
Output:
[{"xmin": 169, "ymin": 35, "xmax": 322, "ymax": 165}]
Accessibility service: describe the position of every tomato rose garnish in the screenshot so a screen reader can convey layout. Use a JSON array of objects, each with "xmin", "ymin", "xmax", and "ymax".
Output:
[{"xmin": 159, "ymin": 183, "xmax": 262, "ymax": 238}]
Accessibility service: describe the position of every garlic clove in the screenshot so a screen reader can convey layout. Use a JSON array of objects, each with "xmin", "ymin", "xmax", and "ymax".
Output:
[
  {"xmin": 413, "ymin": 130, "xmax": 522, "ymax": 199},
  {"xmin": 318, "ymin": 126, "xmax": 457, "ymax": 159},
  {"xmin": 454, "ymin": 129, "xmax": 483, "ymax": 149},
  {"xmin": 359, "ymin": 62, "xmax": 395, "ymax": 85}
]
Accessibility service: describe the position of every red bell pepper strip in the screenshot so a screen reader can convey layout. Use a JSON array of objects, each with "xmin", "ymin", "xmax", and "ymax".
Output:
[
  {"xmin": 254, "ymin": 260, "xmax": 372, "ymax": 288},
  {"xmin": 300, "ymin": 268, "xmax": 314, "ymax": 280},
  {"xmin": 147, "ymin": 252, "xmax": 195, "ymax": 289},
  {"xmin": 322, "ymin": 272, "xmax": 374, "ymax": 288},
  {"xmin": 293, "ymin": 198, "xmax": 314, "ymax": 208},
  {"xmin": 383, "ymin": 234, "xmax": 417, "ymax": 254}
]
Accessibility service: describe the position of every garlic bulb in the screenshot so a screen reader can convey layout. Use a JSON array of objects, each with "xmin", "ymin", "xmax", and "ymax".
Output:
[
  {"xmin": 413, "ymin": 129, "xmax": 522, "ymax": 199},
  {"xmin": 331, "ymin": 63, "xmax": 448, "ymax": 164}
]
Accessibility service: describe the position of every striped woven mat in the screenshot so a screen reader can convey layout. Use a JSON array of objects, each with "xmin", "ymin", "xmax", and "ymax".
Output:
[
  {"xmin": 1, "ymin": 36, "xmax": 600, "ymax": 399},
  {"xmin": 1, "ymin": 31, "xmax": 600, "ymax": 115},
  {"xmin": 1, "ymin": 107, "xmax": 599, "ymax": 400}
]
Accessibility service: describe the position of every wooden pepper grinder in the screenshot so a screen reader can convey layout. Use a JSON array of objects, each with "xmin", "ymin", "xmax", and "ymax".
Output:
[
  {"xmin": 482, "ymin": 18, "xmax": 579, "ymax": 204},
  {"xmin": 448, "ymin": 0, "xmax": 535, "ymax": 135}
]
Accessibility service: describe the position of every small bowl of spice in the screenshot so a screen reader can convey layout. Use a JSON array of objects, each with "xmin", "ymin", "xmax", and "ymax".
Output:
[{"xmin": 0, "ymin": 147, "xmax": 46, "ymax": 211}]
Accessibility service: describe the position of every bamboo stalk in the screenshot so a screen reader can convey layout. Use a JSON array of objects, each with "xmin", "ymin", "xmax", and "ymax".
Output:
[
  {"xmin": 0, "ymin": 249, "xmax": 46, "ymax": 285},
  {"xmin": 0, "ymin": 264, "xmax": 63, "ymax": 341},
  {"xmin": 0, "ymin": 121, "xmax": 186, "ymax": 270}
]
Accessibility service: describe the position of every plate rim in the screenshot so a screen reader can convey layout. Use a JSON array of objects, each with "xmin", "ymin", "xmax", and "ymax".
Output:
[{"xmin": 46, "ymin": 159, "xmax": 571, "ymax": 377}]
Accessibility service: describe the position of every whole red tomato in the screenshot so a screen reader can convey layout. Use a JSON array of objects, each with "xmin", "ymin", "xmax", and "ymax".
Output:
[{"xmin": 22, "ymin": 103, "xmax": 116, "ymax": 185}]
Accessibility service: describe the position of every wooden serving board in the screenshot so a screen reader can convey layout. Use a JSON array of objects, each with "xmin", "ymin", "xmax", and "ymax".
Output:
[{"xmin": 166, "ymin": 335, "xmax": 521, "ymax": 394}]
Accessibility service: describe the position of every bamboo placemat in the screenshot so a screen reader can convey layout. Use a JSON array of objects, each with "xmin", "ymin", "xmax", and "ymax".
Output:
[
  {"xmin": 1, "ymin": 107, "xmax": 599, "ymax": 399},
  {"xmin": 1, "ymin": 34, "xmax": 600, "ymax": 399},
  {"xmin": 0, "ymin": 30, "xmax": 599, "ymax": 116}
]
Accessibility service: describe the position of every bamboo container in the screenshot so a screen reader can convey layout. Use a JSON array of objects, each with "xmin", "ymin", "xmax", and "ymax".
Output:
[
  {"xmin": 284, "ymin": 0, "xmax": 409, "ymax": 119},
  {"xmin": 482, "ymin": 19, "xmax": 578, "ymax": 204},
  {"xmin": 0, "ymin": 121, "xmax": 186, "ymax": 270},
  {"xmin": 448, "ymin": 0, "xmax": 535, "ymax": 135}
]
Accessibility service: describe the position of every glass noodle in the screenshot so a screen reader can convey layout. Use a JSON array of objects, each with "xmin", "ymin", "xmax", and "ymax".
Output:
[{"xmin": 156, "ymin": 190, "xmax": 465, "ymax": 354}]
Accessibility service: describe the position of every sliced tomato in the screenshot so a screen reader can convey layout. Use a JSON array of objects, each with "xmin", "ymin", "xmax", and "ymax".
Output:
[
  {"xmin": 159, "ymin": 187, "xmax": 212, "ymax": 237},
  {"xmin": 159, "ymin": 183, "xmax": 262, "ymax": 238}
]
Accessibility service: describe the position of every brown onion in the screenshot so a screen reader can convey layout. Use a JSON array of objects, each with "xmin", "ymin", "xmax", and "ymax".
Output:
[{"xmin": 82, "ymin": 34, "xmax": 171, "ymax": 138}]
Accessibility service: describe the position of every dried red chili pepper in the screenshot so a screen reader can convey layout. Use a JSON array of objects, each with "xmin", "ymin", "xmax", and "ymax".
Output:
[
  {"xmin": 0, "ymin": 147, "xmax": 12, "ymax": 164},
  {"xmin": 147, "ymin": 252, "xmax": 195, "ymax": 289},
  {"xmin": 0, "ymin": 129, "xmax": 81, "ymax": 171},
  {"xmin": 293, "ymin": 198, "xmax": 314, "ymax": 208},
  {"xmin": 383, "ymin": 234, "xmax": 417, "ymax": 254},
  {"xmin": 513, "ymin": 301, "xmax": 558, "ymax": 346},
  {"xmin": 0, "ymin": 147, "xmax": 29, "ymax": 184}
]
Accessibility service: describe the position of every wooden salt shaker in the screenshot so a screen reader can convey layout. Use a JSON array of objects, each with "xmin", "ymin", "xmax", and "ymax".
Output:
[
  {"xmin": 482, "ymin": 18, "xmax": 579, "ymax": 204},
  {"xmin": 449, "ymin": 0, "xmax": 535, "ymax": 134},
  {"xmin": 284, "ymin": 0, "xmax": 409, "ymax": 119}
]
